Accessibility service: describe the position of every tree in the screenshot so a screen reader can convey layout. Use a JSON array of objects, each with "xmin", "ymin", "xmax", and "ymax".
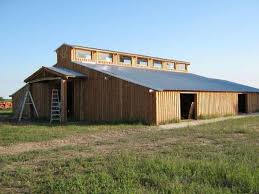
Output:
[{"xmin": 0, "ymin": 97, "xmax": 4, "ymax": 101}]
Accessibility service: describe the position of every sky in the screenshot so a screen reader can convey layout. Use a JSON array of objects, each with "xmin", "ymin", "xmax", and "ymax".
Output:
[{"xmin": 0, "ymin": 0, "xmax": 259, "ymax": 98}]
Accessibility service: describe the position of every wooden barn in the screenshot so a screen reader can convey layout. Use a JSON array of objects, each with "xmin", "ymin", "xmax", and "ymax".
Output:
[{"xmin": 11, "ymin": 44, "xmax": 259, "ymax": 124}]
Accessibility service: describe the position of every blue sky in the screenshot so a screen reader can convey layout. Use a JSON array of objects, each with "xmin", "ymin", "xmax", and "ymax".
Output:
[{"xmin": 0, "ymin": 0, "xmax": 259, "ymax": 98}]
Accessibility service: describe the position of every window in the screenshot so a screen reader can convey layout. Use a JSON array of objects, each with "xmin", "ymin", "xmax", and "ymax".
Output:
[
  {"xmin": 153, "ymin": 60, "xmax": 162, "ymax": 68},
  {"xmin": 175, "ymin": 64, "xmax": 186, "ymax": 71},
  {"xmin": 120, "ymin": 55, "xmax": 132, "ymax": 64},
  {"xmin": 76, "ymin": 50, "xmax": 92, "ymax": 60},
  {"xmin": 167, "ymin": 63, "xmax": 175, "ymax": 70},
  {"xmin": 99, "ymin": 52, "xmax": 113, "ymax": 62},
  {"xmin": 137, "ymin": 58, "xmax": 148, "ymax": 66}
]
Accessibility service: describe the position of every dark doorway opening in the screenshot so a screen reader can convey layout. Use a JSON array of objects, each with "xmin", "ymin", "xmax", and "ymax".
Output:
[
  {"xmin": 238, "ymin": 94, "xmax": 247, "ymax": 113},
  {"xmin": 180, "ymin": 94, "xmax": 197, "ymax": 120},
  {"xmin": 67, "ymin": 81, "xmax": 74, "ymax": 119}
]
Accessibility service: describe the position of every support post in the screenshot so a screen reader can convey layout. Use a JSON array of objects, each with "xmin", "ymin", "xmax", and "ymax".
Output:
[
  {"xmin": 60, "ymin": 79, "xmax": 67, "ymax": 123},
  {"xmin": 28, "ymin": 83, "xmax": 32, "ymax": 119}
]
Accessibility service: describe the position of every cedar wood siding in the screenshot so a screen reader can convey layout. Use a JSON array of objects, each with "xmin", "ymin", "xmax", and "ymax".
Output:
[
  {"xmin": 12, "ymin": 82, "xmax": 60, "ymax": 120},
  {"xmin": 11, "ymin": 85, "xmax": 30, "ymax": 117},
  {"xmin": 155, "ymin": 91, "xmax": 181, "ymax": 124},
  {"xmin": 72, "ymin": 73, "xmax": 156, "ymax": 124},
  {"xmin": 54, "ymin": 45, "xmax": 259, "ymax": 124},
  {"xmin": 30, "ymin": 81, "xmax": 60, "ymax": 119},
  {"xmin": 56, "ymin": 46, "xmax": 156, "ymax": 124},
  {"xmin": 247, "ymin": 93, "xmax": 259, "ymax": 113},
  {"xmin": 197, "ymin": 92, "xmax": 237, "ymax": 118},
  {"xmin": 57, "ymin": 61, "xmax": 156, "ymax": 124},
  {"xmin": 155, "ymin": 91, "xmax": 239, "ymax": 124}
]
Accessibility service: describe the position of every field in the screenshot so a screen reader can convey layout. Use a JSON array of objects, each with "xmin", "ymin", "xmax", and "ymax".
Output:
[{"xmin": 0, "ymin": 111, "xmax": 258, "ymax": 193}]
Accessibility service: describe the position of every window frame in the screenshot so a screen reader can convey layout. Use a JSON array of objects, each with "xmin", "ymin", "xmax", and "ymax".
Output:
[
  {"xmin": 98, "ymin": 52, "xmax": 113, "ymax": 63},
  {"xmin": 75, "ymin": 50, "xmax": 92, "ymax": 60},
  {"xmin": 137, "ymin": 57, "xmax": 148, "ymax": 66},
  {"xmin": 175, "ymin": 63, "xmax": 187, "ymax": 71},
  {"xmin": 119, "ymin": 55, "xmax": 132, "ymax": 65},
  {"xmin": 153, "ymin": 60, "xmax": 162, "ymax": 68},
  {"xmin": 167, "ymin": 62, "xmax": 175, "ymax": 70}
]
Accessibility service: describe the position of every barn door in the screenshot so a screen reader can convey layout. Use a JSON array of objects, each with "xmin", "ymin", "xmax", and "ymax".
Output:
[
  {"xmin": 180, "ymin": 93, "xmax": 197, "ymax": 120},
  {"xmin": 238, "ymin": 94, "xmax": 247, "ymax": 113},
  {"xmin": 67, "ymin": 81, "xmax": 74, "ymax": 119}
]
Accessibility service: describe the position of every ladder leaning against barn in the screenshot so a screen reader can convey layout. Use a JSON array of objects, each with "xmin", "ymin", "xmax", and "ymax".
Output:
[
  {"xmin": 17, "ymin": 90, "xmax": 39, "ymax": 122},
  {"xmin": 50, "ymin": 89, "xmax": 61, "ymax": 123}
]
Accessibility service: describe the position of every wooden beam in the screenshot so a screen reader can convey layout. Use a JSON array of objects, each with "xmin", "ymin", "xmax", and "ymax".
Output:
[
  {"xmin": 28, "ymin": 77, "xmax": 62, "ymax": 84},
  {"xmin": 24, "ymin": 67, "xmax": 46, "ymax": 83},
  {"xmin": 60, "ymin": 79, "xmax": 67, "ymax": 123}
]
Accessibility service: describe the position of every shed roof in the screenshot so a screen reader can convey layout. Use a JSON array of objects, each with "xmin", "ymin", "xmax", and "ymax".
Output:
[
  {"xmin": 46, "ymin": 66, "xmax": 86, "ymax": 78},
  {"xmin": 24, "ymin": 66, "xmax": 86, "ymax": 83},
  {"xmin": 73, "ymin": 61, "xmax": 259, "ymax": 93}
]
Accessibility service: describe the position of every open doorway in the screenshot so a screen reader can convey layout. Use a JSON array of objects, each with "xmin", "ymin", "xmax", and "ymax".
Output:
[
  {"xmin": 238, "ymin": 94, "xmax": 247, "ymax": 114},
  {"xmin": 67, "ymin": 81, "xmax": 74, "ymax": 119},
  {"xmin": 180, "ymin": 94, "xmax": 197, "ymax": 120}
]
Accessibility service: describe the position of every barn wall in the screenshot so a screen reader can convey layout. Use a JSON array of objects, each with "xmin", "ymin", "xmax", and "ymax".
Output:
[
  {"xmin": 56, "ymin": 45, "xmax": 72, "ymax": 65},
  {"xmin": 14, "ymin": 53, "xmax": 259, "ymax": 124},
  {"xmin": 247, "ymin": 93, "xmax": 259, "ymax": 113},
  {"xmin": 72, "ymin": 69, "xmax": 156, "ymax": 124},
  {"xmin": 11, "ymin": 85, "xmax": 30, "ymax": 117},
  {"xmin": 154, "ymin": 91, "xmax": 239, "ymax": 124},
  {"xmin": 56, "ymin": 61, "xmax": 156, "ymax": 124},
  {"xmin": 30, "ymin": 82, "xmax": 50, "ymax": 119},
  {"xmin": 155, "ymin": 91, "xmax": 181, "ymax": 124},
  {"xmin": 197, "ymin": 92, "xmax": 238, "ymax": 118},
  {"xmin": 55, "ymin": 44, "xmax": 189, "ymax": 73},
  {"xmin": 30, "ymin": 81, "xmax": 60, "ymax": 119}
]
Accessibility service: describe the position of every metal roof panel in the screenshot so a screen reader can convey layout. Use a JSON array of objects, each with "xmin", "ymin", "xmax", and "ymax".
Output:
[
  {"xmin": 73, "ymin": 61, "xmax": 259, "ymax": 93},
  {"xmin": 46, "ymin": 66, "xmax": 86, "ymax": 77}
]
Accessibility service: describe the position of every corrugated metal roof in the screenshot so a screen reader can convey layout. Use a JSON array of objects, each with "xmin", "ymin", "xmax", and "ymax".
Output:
[
  {"xmin": 73, "ymin": 61, "xmax": 259, "ymax": 93},
  {"xmin": 46, "ymin": 66, "xmax": 86, "ymax": 77}
]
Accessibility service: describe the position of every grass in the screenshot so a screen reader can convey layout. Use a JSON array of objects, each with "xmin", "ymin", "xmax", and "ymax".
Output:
[
  {"xmin": 0, "ymin": 110, "xmax": 145, "ymax": 146},
  {"xmin": 0, "ymin": 109, "xmax": 13, "ymax": 119},
  {"xmin": 0, "ymin": 116, "xmax": 259, "ymax": 193},
  {"xmin": 197, "ymin": 113, "xmax": 235, "ymax": 120},
  {"xmin": 0, "ymin": 99, "xmax": 12, "ymax": 102},
  {"xmin": 0, "ymin": 122, "xmax": 145, "ymax": 146}
]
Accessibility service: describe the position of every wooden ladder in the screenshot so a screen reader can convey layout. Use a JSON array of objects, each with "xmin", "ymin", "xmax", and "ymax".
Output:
[
  {"xmin": 17, "ymin": 91, "xmax": 39, "ymax": 122},
  {"xmin": 50, "ymin": 89, "xmax": 61, "ymax": 123}
]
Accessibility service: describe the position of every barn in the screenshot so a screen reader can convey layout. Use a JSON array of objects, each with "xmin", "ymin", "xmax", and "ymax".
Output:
[{"xmin": 11, "ymin": 44, "xmax": 259, "ymax": 124}]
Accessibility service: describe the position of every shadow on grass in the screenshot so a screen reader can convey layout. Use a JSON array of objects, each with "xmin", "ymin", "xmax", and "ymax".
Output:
[{"xmin": 1, "ymin": 116, "xmax": 149, "ymax": 127}]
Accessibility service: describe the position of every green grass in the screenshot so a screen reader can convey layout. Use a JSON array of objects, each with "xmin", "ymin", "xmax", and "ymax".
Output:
[
  {"xmin": 0, "ymin": 116, "xmax": 259, "ymax": 193},
  {"xmin": 0, "ymin": 99, "xmax": 12, "ymax": 102},
  {"xmin": 0, "ymin": 123, "xmax": 145, "ymax": 146},
  {"xmin": 0, "ymin": 109, "xmax": 12, "ymax": 115},
  {"xmin": 197, "ymin": 113, "xmax": 235, "ymax": 120}
]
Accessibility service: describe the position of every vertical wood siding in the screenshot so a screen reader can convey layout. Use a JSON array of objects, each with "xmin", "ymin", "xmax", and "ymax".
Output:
[
  {"xmin": 155, "ymin": 91, "xmax": 239, "ymax": 125},
  {"xmin": 56, "ymin": 45, "xmax": 189, "ymax": 72},
  {"xmin": 197, "ymin": 92, "xmax": 238, "ymax": 118},
  {"xmin": 247, "ymin": 93, "xmax": 259, "ymax": 113},
  {"xmin": 72, "ymin": 70, "xmax": 156, "ymax": 124},
  {"xmin": 155, "ymin": 91, "xmax": 181, "ymax": 124},
  {"xmin": 30, "ymin": 82, "xmax": 51, "ymax": 119},
  {"xmin": 12, "ymin": 49, "xmax": 259, "ymax": 124},
  {"xmin": 30, "ymin": 81, "xmax": 60, "ymax": 119},
  {"xmin": 11, "ymin": 85, "xmax": 30, "ymax": 117}
]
